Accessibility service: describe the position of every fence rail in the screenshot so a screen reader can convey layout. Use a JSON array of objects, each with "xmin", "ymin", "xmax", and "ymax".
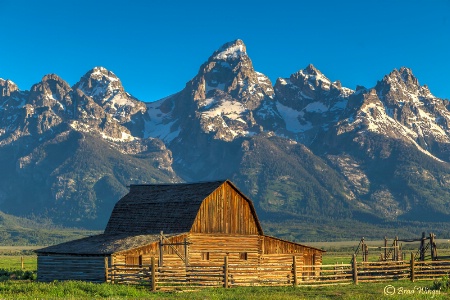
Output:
[{"xmin": 104, "ymin": 255, "xmax": 450, "ymax": 291}]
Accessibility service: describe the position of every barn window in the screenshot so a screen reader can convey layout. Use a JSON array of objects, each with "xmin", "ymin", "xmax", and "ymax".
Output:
[
  {"xmin": 239, "ymin": 252, "xmax": 248, "ymax": 260},
  {"xmin": 201, "ymin": 252, "xmax": 210, "ymax": 260},
  {"xmin": 125, "ymin": 255, "xmax": 143, "ymax": 267}
]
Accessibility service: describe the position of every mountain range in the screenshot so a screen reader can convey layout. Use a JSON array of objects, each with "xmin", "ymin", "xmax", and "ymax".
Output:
[{"xmin": 1, "ymin": 39, "xmax": 450, "ymax": 241}]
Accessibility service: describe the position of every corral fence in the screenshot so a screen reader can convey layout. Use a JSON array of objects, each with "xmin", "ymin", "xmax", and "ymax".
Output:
[{"xmin": 104, "ymin": 255, "xmax": 450, "ymax": 291}]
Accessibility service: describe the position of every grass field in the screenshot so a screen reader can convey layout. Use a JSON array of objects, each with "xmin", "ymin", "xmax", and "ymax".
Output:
[
  {"xmin": 0, "ymin": 280, "xmax": 447, "ymax": 299},
  {"xmin": 0, "ymin": 245, "xmax": 448, "ymax": 299}
]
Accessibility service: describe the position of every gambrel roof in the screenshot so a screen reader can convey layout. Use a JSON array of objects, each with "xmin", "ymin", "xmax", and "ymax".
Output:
[
  {"xmin": 37, "ymin": 180, "xmax": 265, "ymax": 255},
  {"xmin": 104, "ymin": 180, "xmax": 263, "ymax": 235}
]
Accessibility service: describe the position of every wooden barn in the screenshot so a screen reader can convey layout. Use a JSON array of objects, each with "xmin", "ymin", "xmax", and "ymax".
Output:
[{"xmin": 36, "ymin": 180, "xmax": 323, "ymax": 283}]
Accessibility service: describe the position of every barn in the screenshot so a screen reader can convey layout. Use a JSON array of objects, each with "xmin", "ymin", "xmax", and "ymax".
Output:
[{"xmin": 36, "ymin": 180, "xmax": 323, "ymax": 283}]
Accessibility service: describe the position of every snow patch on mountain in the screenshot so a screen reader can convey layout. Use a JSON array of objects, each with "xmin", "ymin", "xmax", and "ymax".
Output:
[
  {"xmin": 200, "ymin": 98, "xmax": 247, "ymax": 123},
  {"xmin": 144, "ymin": 98, "xmax": 180, "ymax": 143},
  {"xmin": 304, "ymin": 101, "xmax": 328, "ymax": 113},
  {"xmin": 214, "ymin": 44, "xmax": 246, "ymax": 60},
  {"xmin": 276, "ymin": 102, "xmax": 312, "ymax": 132}
]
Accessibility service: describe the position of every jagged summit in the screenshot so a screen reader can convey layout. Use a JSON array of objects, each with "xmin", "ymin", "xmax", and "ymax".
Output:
[
  {"xmin": 383, "ymin": 67, "xmax": 419, "ymax": 87},
  {"xmin": 303, "ymin": 64, "xmax": 322, "ymax": 76},
  {"xmin": 0, "ymin": 79, "xmax": 19, "ymax": 97},
  {"xmin": 73, "ymin": 66, "xmax": 123, "ymax": 98},
  {"xmin": 212, "ymin": 39, "xmax": 247, "ymax": 61}
]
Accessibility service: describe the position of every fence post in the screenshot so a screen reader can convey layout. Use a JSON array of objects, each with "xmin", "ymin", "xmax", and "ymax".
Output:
[
  {"xmin": 410, "ymin": 252, "xmax": 415, "ymax": 282},
  {"xmin": 104, "ymin": 256, "xmax": 109, "ymax": 282},
  {"xmin": 21, "ymin": 256, "xmax": 24, "ymax": 270},
  {"xmin": 352, "ymin": 254, "xmax": 358, "ymax": 285},
  {"xmin": 223, "ymin": 256, "xmax": 229, "ymax": 288},
  {"xmin": 420, "ymin": 232, "xmax": 426, "ymax": 261},
  {"xmin": 151, "ymin": 256, "xmax": 157, "ymax": 292},
  {"xmin": 293, "ymin": 256, "xmax": 298, "ymax": 286}
]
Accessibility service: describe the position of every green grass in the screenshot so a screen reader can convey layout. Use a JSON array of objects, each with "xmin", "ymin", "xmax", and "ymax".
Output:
[
  {"xmin": 0, "ymin": 248, "xmax": 448, "ymax": 299},
  {"xmin": 0, "ymin": 256, "xmax": 36, "ymax": 271},
  {"xmin": 0, "ymin": 280, "xmax": 447, "ymax": 299}
]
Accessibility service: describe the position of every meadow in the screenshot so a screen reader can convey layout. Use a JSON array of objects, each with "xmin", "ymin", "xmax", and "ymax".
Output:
[{"xmin": 0, "ymin": 244, "xmax": 448, "ymax": 299}]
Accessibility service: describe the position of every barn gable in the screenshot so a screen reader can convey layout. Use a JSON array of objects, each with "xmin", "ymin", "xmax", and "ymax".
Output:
[{"xmin": 190, "ymin": 181, "xmax": 263, "ymax": 235}]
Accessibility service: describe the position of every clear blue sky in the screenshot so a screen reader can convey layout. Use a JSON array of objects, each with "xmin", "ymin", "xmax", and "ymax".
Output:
[{"xmin": 1, "ymin": 0, "xmax": 449, "ymax": 102}]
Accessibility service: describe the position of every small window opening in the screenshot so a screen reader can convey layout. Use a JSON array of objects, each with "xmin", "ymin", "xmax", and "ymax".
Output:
[
  {"xmin": 239, "ymin": 252, "xmax": 248, "ymax": 260},
  {"xmin": 201, "ymin": 252, "xmax": 210, "ymax": 260}
]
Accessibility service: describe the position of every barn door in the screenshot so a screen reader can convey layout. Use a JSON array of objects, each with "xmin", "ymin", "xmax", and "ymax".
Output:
[{"xmin": 158, "ymin": 231, "xmax": 190, "ymax": 267}]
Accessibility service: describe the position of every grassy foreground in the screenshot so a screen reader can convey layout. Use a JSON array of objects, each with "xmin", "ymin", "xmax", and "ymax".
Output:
[
  {"xmin": 0, "ymin": 280, "xmax": 447, "ymax": 299},
  {"xmin": 0, "ymin": 249, "xmax": 448, "ymax": 299}
]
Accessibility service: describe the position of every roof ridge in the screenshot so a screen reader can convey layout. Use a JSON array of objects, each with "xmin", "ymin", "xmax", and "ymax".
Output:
[{"xmin": 129, "ymin": 179, "xmax": 228, "ymax": 187}]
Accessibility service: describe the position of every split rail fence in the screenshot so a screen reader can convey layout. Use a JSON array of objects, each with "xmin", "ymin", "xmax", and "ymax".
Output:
[{"xmin": 104, "ymin": 255, "xmax": 450, "ymax": 291}]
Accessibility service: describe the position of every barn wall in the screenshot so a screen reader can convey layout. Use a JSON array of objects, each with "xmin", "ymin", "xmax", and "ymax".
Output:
[
  {"xmin": 113, "ymin": 234, "xmax": 188, "ymax": 267},
  {"xmin": 262, "ymin": 236, "xmax": 323, "ymax": 265},
  {"xmin": 187, "ymin": 233, "xmax": 261, "ymax": 265},
  {"xmin": 37, "ymin": 254, "xmax": 108, "ymax": 283},
  {"xmin": 190, "ymin": 183, "xmax": 260, "ymax": 235}
]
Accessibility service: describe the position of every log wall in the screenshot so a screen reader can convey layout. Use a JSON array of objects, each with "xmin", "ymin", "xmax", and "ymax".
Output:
[
  {"xmin": 114, "ymin": 234, "xmax": 188, "ymax": 267},
  {"xmin": 188, "ymin": 234, "xmax": 261, "ymax": 265},
  {"xmin": 37, "ymin": 254, "xmax": 108, "ymax": 282},
  {"xmin": 263, "ymin": 236, "xmax": 322, "ymax": 265}
]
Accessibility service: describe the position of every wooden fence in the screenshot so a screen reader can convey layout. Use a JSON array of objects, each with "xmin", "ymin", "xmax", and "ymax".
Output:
[{"xmin": 105, "ymin": 255, "xmax": 450, "ymax": 290}]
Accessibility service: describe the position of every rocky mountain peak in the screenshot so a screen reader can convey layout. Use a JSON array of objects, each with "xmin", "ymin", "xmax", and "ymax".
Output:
[
  {"xmin": 304, "ymin": 64, "xmax": 322, "ymax": 76},
  {"xmin": 212, "ymin": 39, "xmax": 247, "ymax": 61},
  {"xmin": 72, "ymin": 67, "xmax": 145, "ymax": 123},
  {"xmin": 389, "ymin": 67, "xmax": 419, "ymax": 86},
  {"xmin": 191, "ymin": 39, "xmax": 273, "ymax": 111},
  {"xmin": 289, "ymin": 65, "xmax": 331, "ymax": 90},
  {"xmin": 0, "ymin": 79, "xmax": 19, "ymax": 97},
  {"xmin": 73, "ymin": 67, "xmax": 125, "ymax": 101},
  {"xmin": 27, "ymin": 74, "xmax": 72, "ymax": 109},
  {"xmin": 377, "ymin": 67, "xmax": 420, "ymax": 97},
  {"xmin": 38, "ymin": 74, "xmax": 72, "ymax": 93}
]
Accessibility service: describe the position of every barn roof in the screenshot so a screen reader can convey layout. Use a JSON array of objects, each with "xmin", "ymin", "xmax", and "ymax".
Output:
[
  {"xmin": 104, "ymin": 180, "xmax": 263, "ymax": 235},
  {"xmin": 36, "ymin": 232, "xmax": 185, "ymax": 255}
]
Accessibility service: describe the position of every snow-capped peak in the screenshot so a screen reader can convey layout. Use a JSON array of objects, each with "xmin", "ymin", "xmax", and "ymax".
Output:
[
  {"xmin": 74, "ymin": 66, "xmax": 124, "ymax": 100},
  {"xmin": 213, "ymin": 39, "xmax": 247, "ymax": 61},
  {"xmin": 83, "ymin": 66, "xmax": 120, "ymax": 85},
  {"xmin": 0, "ymin": 78, "xmax": 19, "ymax": 92},
  {"xmin": 383, "ymin": 67, "xmax": 419, "ymax": 88}
]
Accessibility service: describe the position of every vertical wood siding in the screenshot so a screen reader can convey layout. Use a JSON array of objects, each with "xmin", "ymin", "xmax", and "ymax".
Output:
[{"xmin": 190, "ymin": 183, "xmax": 260, "ymax": 234}]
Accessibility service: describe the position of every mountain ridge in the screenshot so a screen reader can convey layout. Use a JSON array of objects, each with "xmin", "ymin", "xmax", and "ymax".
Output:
[{"xmin": 1, "ymin": 39, "xmax": 450, "ymax": 240}]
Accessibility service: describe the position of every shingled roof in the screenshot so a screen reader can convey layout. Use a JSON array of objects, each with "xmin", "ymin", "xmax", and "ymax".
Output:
[
  {"xmin": 36, "ymin": 232, "xmax": 184, "ymax": 255},
  {"xmin": 104, "ymin": 180, "xmax": 231, "ymax": 235},
  {"xmin": 37, "ymin": 180, "xmax": 264, "ymax": 255}
]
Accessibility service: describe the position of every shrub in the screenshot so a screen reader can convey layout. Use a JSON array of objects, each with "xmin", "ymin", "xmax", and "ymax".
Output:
[
  {"xmin": 0, "ymin": 269, "xmax": 36, "ymax": 281},
  {"xmin": 432, "ymin": 274, "xmax": 450, "ymax": 291}
]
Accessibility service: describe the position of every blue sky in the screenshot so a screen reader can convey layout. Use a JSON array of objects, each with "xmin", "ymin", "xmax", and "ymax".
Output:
[{"xmin": 0, "ymin": 0, "xmax": 449, "ymax": 102}]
